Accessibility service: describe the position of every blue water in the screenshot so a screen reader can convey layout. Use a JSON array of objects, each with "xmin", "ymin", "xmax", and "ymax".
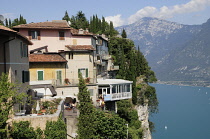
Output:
[{"xmin": 150, "ymin": 84, "xmax": 210, "ymax": 139}]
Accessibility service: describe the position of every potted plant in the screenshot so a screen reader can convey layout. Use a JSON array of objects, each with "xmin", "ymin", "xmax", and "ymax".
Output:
[
  {"xmin": 64, "ymin": 78, "xmax": 70, "ymax": 85},
  {"xmin": 85, "ymin": 77, "xmax": 90, "ymax": 84}
]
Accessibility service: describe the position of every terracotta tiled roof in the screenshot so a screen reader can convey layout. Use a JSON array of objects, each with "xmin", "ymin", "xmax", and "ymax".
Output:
[
  {"xmin": 0, "ymin": 25, "xmax": 32, "ymax": 45},
  {"xmin": 0, "ymin": 25, "xmax": 17, "ymax": 32},
  {"xmin": 65, "ymin": 45, "xmax": 95, "ymax": 51},
  {"xmin": 29, "ymin": 53, "xmax": 67, "ymax": 62},
  {"xmin": 70, "ymin": 28, "xmax": 94, "ymax": 36},
  {"xmin": 13, "ymin": 20, "xmax": 70, "ymax": 29}
]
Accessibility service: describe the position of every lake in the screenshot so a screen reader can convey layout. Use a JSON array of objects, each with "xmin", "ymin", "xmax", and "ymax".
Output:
[{"xmin": 150, "ymin": 84, "xmax": 210, "ymax": 139}]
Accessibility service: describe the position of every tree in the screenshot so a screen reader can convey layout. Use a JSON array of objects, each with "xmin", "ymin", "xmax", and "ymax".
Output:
[
  {"xmin": 0, "ymin": 73, "xmax": 26, "ymax": 138},
  {"xmin": 117, "ymin": 100, "xmax": 143, "ymax": 139},
  {"xmin": 77, "ymin": 73, "xmax": 96, "ymax": 139},
  {"xmin": 10, "ymin": 121, "xmax": 37, "ymax": 139},
  {"xmin": 44, "ymin": 118, "xmax": 67, "ymax": 139},
  {"xmin": 121, "ymin": 28, "xmax": 127, "ymax": 38},
  {"xmin": 145, "ymin": 85, "xmax": 158, "ymax": 113},
  {"xmin": 70, "ymin": 11, "xmax": 89, "ymax": 29},
  {"xmin": 9, "ymin": 14, "xmax": 27, "ymax": 27},
  {"xmin": 62, "ymin": 10, "xmax": 70, "ymax": 22}
]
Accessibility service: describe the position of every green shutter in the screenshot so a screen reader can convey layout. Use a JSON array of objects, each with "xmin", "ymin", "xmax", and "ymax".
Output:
[
  {"xmin": 57, "ymin": 71, "xmax": 62, "ymax": 84},
  {"xmin": 38, "ymin": 71, "xmax": 43, "ymax": 81},
  {"xmin": 78, "ymin": 69, "xmax": 81, "ymax": 77},
  {"xmin": 86, "ymin": 68, "xmax": 88, "ymax": 77}
]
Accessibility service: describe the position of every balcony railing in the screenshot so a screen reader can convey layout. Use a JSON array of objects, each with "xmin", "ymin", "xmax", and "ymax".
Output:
[
  {"xmin": 53, "ymin": 78, "xmax": 97, "ymax": 87},
  {"xmin": 103, "ymin": 92, "xmax": 132, "ymax": 101},
  {"xmin": 108, "ymin": 65, "xmax": 119, "ymax": 71}
]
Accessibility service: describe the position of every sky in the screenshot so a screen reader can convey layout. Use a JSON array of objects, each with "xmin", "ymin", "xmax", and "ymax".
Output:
[{"xmin": 1, "ymin": 0, "xmax": 210, "ymax": 27}]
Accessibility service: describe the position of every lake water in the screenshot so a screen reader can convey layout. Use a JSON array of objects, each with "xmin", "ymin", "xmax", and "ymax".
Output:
[{"xmin": 150, "ymin": 84, "xmax": 210, "ymax": 139}]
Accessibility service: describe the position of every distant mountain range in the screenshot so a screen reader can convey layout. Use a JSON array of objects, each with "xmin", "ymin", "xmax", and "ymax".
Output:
[{"xmin": 116, "ymin": 17, "xmax": 210, "ymax": 86}]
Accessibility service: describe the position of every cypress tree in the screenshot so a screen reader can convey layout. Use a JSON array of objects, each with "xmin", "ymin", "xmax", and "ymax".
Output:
[
  {"xmin": 5, "ymin": 18, "xmax": 8, "ymax": 27},
  {"xmin": 62, "ymin": 10, "xmax": 70, "ymax": 22},
  {"xmin": 77, "ymin": 73, "xmax": 95, "ymax": 139},
  {"xmin": 8, "ymin": 19, "xmax": 12, "ymax": 28},
  {"xmin": 121, "ymin": 28, "xmax": 127, "ymax": 38}
]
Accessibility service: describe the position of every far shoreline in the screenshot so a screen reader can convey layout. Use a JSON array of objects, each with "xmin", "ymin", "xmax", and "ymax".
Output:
[{"xmin": 154, "ymin": 80, "xmax": 210, "ymax": 88}]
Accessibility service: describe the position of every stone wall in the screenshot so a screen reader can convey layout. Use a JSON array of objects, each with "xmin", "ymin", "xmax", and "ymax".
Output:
[{"xmin": 13, "ymin": 100, "xmax": 64, "ymax": 130}]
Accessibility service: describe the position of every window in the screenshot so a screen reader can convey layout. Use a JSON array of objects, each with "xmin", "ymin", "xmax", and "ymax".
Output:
[
  {"xmin": 28, "ymin": 30, "xmax": 40, "ymax": 40},
  {"xmin": 78, "ymin": 68, "xmax": 88, "ymax": 78},
  {"xmin": 20, "ymin": 42, "xmax": 28, "ymax": 57},
  {"xmin": 126, "ymin": 84, "xmax": 130, "ymax": 92},
  {"xmin": 89, "ymin": 89, "xmax": 93, "ymax": 96},
  {"xmin": 59, "ymin": 31, "xmax": 65, "ymax": 40},
  {"xmin": 56, "ymin": 70, "xmax": 62, "ymax": 84},
  {"xmin": 73, "ymin": 39, "xmax": 77, "ymax": 45},
  {"xmin": 22, "ymin": 71, "xmax": 30, "ymax": 83},
  {"xmin": 68, "ymin": 52, "xmax": 73, "ymax": 59},
  {"xmin": 37, "ymin": 70, "xmax": 44, "ymax": 81},
  {"xmin": 112, "ymin": 85, "xmax": 117, "ymax": 93}
]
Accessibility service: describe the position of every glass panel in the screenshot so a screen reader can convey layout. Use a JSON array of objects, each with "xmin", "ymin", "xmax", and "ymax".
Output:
[
  {"xmin": 112, "ymin": 85, "xmax": 116, "ymax": 93},
  {"xmin": 31, "ymin": 31, "xmax": 37, "ymax": 39},
  {"xmin": 107, "ymin": 88, "xmax": 110, "ymax": 94},
  {"xmin": 126, "ymin": 84, "xmax": 130, "ymax": 92}
]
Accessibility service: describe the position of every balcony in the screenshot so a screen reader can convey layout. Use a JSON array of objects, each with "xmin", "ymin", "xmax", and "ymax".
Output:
[
  {"xmin": 109, "ymin": 65, "xmax": 119, "ymax": 71},
  {"xmin": 54, "ymin": 78, "xmax": 97, "ymax": 87},
  {"xmin": 104, "ymin": 92, "xmax": 132, "ymax": 101}
]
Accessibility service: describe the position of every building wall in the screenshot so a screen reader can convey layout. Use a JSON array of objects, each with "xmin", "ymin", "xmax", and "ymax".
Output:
[
  {"xmin": 65, "ymin": 52, "xmax": 96, "ymax": 84},
  {"xmin": 56, "ymin": 85, "xmax": 98, "ymax": 105},
  {"xmin": 71, "ymin": 36, "xmax": 92, "ymax": 45},
  {"xmin": 19, "ymin": 29, "xmax": 72, "ymax": 52},
  {"xmin": 8, "ymin": 39, "xmax": 29, "ymax": 85},
  {"xmin": 30, "ymin": 63, "xmax": 66, "ymax": 84}
]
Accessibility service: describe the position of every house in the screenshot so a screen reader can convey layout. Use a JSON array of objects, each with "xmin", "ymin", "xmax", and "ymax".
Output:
[
  {"xmin": 97, "ymin": 78, "xmax": 133, "ymax": 111},
  {"xmin": 0, "ymin": 25, "xmax": 32, "ymax": 112},
  {"xmin": 29, "ymin": 48, "xmax": 67, "ymax": 86},
  {"xmin": 0, "ymin": 25, "xmax": 32, "ymax": 87},
  {"xmin": 13, "ymin": 21, "xmax": 98, "ymax": 102},
  {"xmin": 13, "ymin": 21, "xmax": 131, "ymax": 110},
  {"xmin": 13, "ymin": 20, "xmax": 71, "ymax": 52}
]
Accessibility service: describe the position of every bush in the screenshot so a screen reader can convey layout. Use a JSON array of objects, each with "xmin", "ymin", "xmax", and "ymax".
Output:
[{"xmin": 10, "ymin": 121, "xmax": 37, "ymax": 139}]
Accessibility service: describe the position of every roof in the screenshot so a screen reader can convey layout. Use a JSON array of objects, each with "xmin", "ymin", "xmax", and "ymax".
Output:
[
  {"xmin": 0, "ymin": 25, "xmax": 17, "ymax": 32},
  {"xmin": 97, "ymin": 79, "xmax": 133, "ymax": 85},
  {"xmin": 29, "ymin": 53, "xmax": 67, "ymax": 63},
  {"xmin": 30, "ymin": 46, "xmax": 48, "ymax": 54},
  {"xmin": 0, "ymin": 25, "xmax": 33, "ymax": 45},
  {"xmin": 70, "ymin": 28, "xmax": 94, "ymax": 36},
  {"xmin": 13, "ymin": 20, "xmax": 70, "ymax": 30},
  {"xmin": 65, "ymin": 45, "xmax": 95, "ymax": 51}
]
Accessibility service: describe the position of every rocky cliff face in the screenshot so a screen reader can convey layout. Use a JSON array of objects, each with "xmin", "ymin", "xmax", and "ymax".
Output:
[
  {"xmin": 136, "ymin": 104, "xmax": 151, "ymax": 139},
  {"xmin": 116, "ymin": 17, "xmax": 210, "ymax": 86}
]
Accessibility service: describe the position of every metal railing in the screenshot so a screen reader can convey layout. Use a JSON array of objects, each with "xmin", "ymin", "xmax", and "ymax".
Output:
[{"xmin": 104, "ymin": 92, "xmax": 132, "ymax": 101}]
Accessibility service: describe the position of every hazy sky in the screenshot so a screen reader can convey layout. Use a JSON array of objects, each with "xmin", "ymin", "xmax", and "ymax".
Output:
[{"xmin": 1, "ymin": 0, "xmax": 210, "ymax": 27}]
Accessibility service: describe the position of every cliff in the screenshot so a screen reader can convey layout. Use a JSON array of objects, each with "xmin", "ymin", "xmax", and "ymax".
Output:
[{"xmin": 136, "ymin": 104, "xmax": 152, "ymax": 139}]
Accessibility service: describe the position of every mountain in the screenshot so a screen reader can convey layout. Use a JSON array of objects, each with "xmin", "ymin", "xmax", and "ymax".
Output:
[{"xmin": 116, "ymin": 17, "xmax": 210, "ymax": 86}]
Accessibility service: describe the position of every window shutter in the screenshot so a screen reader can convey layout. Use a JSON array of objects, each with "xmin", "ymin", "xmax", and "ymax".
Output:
[
  {"xmin": 20, "ymin": 42, "xmax": 23, "ymax": 57},
  {"xmin": 86, "ymin": 68, "xmax": 88, "ymax": 77},
  {"xmin": 59, "ymin": 31, "xmax": 65, "ymax": 40},
  {"xmin": 38, "ymin": 71, "xmax": 43, "ymax": 80},
  {"xmin": 78, "ymin": 69, "xmax": 81, "ymax": 77},
  {"xmin": 22, "ymin": 70, "xmax": 25, "ymax": 83},
  {"xmin": 28, "ymin": 31, "xmax": 32, "ymax": 40},
  {"xmin": 37, "ymin": 31, "xmax": 41, "ymax": 40}
]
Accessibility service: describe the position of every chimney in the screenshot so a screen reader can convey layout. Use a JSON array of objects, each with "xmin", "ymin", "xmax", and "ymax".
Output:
[{"xmin": 78, "ymin": 28, "xmax": 84, "ymax": 34}]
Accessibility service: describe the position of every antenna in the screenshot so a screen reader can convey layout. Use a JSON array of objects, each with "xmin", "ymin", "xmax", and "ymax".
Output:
[{"xmin": 0, "ymin": 15, "xmax": 5, "ymax": 22}]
